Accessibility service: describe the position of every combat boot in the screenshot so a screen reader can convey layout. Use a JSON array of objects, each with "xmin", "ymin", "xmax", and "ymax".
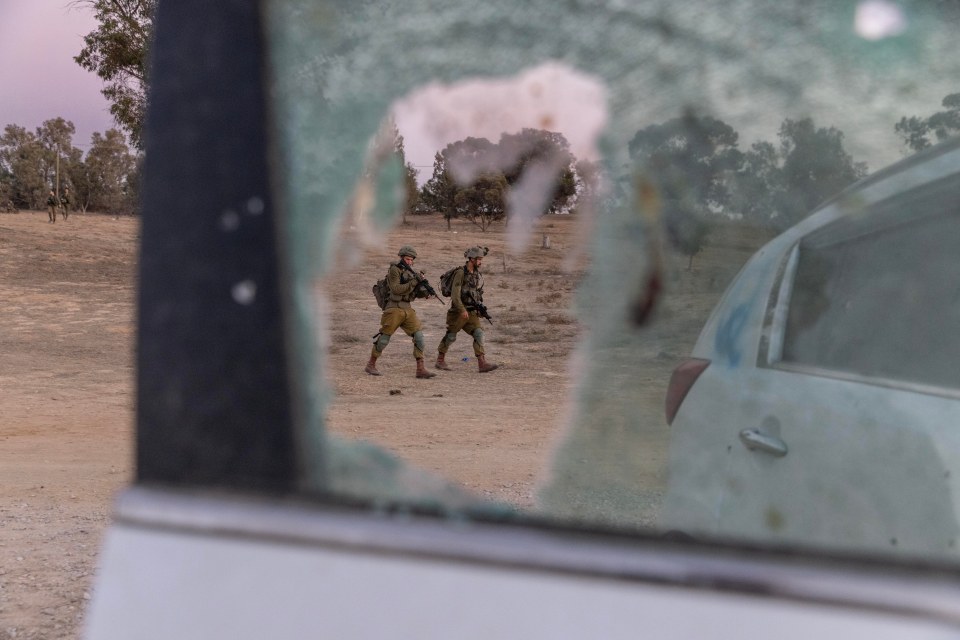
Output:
[
  {"xmin": 435, "ymin": 352, "xmax": 452, "ymax": 371},
  {"xmin": 416, "ymin": 358, "xmax": 436, "ymax": 379},
  {"xmin": 365, "ymin": 355, "xmax": 381, "ymax": 376},
  {"xmin": 477, "ymin": 354, "xmax": 499, "ymax": 373}
]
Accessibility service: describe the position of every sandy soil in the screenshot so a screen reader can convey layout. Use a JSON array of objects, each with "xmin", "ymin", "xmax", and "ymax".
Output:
[
  {"xmin": 0, "ymin": 209, "xmax": 769, "ymax": 638},
  {"xmin": 1, "ymin": 212, "xmax": 137, "ymax": 640},
  {"xmin": 320, "ymin": 214, "xmax": 590, "ymax": 508}
]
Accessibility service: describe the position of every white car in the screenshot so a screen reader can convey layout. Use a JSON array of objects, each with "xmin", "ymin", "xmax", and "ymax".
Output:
[
  {"xmin": 663, "ymin": 138, "xmax": 960, "ymax": 558},
  {"xmin": 85, "ymin": 1, "xmax": 960, "ymax": 638}
]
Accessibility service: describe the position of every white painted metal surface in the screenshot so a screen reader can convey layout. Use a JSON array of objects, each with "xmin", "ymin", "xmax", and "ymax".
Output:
[{"xmin": 85, "ymin": 488, "xmax": 960, "ymax": 639}]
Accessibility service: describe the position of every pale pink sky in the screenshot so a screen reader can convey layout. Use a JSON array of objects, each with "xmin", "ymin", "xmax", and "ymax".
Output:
[{"xmin": 0, "ymin": 2, "xmax": 116, "ymax": 150}]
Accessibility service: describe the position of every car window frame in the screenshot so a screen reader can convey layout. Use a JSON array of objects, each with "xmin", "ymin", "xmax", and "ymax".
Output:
[{"xmin": 757, "ymin": 144, "xmax": 960, "ymax": 400}]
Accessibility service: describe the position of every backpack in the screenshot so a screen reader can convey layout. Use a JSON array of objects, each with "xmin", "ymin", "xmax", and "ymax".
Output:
[
  {"xmin": 372, "ymin": 277, "xmax": 390, "ymax": 309},
  {"xmin": 439, "ymin": 265, "xmax": 464, "ymax": 297}
]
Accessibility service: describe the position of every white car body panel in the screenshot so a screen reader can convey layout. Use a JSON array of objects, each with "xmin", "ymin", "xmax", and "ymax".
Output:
[
  {"xmin": 663, "ymin": 142, "xmax": 960, "ymax": 557},
  {"xmin": 85, "ymin": 489, "xmax": 960, "ymax": 639}
]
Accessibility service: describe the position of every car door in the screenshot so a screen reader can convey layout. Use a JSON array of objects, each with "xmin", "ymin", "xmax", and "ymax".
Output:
[
  {"xmin": 715, "ymin": 366, "xmax": 960, "ymax": 555},
  {"xmin": 715, "ymin": 178, "xmax": 960, "ymax": 555}
]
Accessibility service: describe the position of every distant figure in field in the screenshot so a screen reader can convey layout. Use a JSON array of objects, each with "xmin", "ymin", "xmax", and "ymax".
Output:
[
  {"xmin": 60, "ymin": 187, "xmax": 72, "ymax": 220},
  {"xmin": 46, "ymin": 190, "xmax": 60, "ymax": 223}
]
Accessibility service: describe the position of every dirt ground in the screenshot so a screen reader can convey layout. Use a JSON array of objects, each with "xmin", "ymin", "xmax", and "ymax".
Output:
[
  {"xmin": 319, "ymin": 214, "xmax": 592, "ymax": 508},
  {"xmin": 1, "ymin": 211, "xmax": 137, "ymax": 640},
  {"xmin": 0, "ymin": 209, "xmax": 770, "ymax": 638}
]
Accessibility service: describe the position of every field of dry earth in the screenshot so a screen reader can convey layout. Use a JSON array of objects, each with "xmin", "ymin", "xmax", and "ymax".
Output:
[{"xmin": 0, "ymin": 209, "xmax": 771, "ymax": 638}]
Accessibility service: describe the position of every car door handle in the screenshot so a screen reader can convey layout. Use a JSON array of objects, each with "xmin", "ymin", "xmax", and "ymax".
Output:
[{"xmin": 739, "ymin": 428, "xmax": 788, "ymax": 458}]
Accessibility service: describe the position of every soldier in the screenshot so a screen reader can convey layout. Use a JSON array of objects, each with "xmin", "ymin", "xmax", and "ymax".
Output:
[
  {"xmin": 435, "ymin": 246, "xmax": 499, "ymax": 373},
  {"xmin": 60, "ymin": 187, "xmax": 72, "ymax": 220},
  {"xmin": 46, "ymin": 190, "xmax": 59, "ymax": 223},
  {"xmin": 365, "ymin": 245, "xmax": 437, "ymax": 379}
]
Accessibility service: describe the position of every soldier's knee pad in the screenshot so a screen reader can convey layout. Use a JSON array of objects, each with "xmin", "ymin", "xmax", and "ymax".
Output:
[
  {"xmin": 375, "ymin": 333, "xmax": 391, "ymax": 352},
  {"xmin": 443, "ymin": 331, "xmax": 458, "ymax": 344},
  {"xmin": 412, "ymin": 331, "xmax": 425, "ymax": 352},
  {"xmin": 471, "ymin": 328, "xmax": 484, "ymax": 345}
]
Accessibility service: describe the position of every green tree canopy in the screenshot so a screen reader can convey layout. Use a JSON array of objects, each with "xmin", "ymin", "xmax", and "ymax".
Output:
[
  {"xmin": 0, "ymin": 165, "xmax": 15, "ymax": 211},
  {"xmin": 773, "ymin": 118, "xmax": 868, "ymax": 226},
  {"xmin": 498, "ymin": 128, "xmax": 577, "ymax": 215},
  {"xmin": 628, "ymin": 113, "xmax": 744, "ymax": 258},
  {"xmin": 727, "ymin": 140, "xmax": 779, "ymax": 225},
  {"xmin": 83, "ymin": 128, "xmax": 138, "ymax": 214},
  {"xmin": 626, "ymin": 114, "xmax": 867, "ymax": 232},
  {"xmin": 419, "ymin": 151, "xmax": 454, "ymax": 215},
  {"xmin": 390, "ymin": 123, "xmax": 420, "ymax": 223},
  {"xmin": 420, "ymin": 130, "xmax": 579, "ymax": 231},
  {"xmin": 0, "ymin": 125, "xmax": 43, "ymax": 209},
  {"xmin": 0, "ymin": 119, "xmax": 81, "ymax": 209},
  {"xmin": 38, "ymin": 118, "xmax": 80, "ymax": 198},
  {"xmin": 573, "ymin": 158, "xmax": 603, "ymax": 214},
  {"xmin": 628, "ymin": 113, "xmax": 743, "ymax": 212},
  {"xmin": 73, "ymin": 0, "xmax": 156, "ymax": 149},
  {"xmin": 420, "ymin": 136, "xmax": 500, "ymax": 228},
  {"xmin": 454, "ymin": 171, "xmax": 508, "ymax": 231},
  {"xmin": 895, "ymin": 93, "xmax": 960, "ymax": 153}
]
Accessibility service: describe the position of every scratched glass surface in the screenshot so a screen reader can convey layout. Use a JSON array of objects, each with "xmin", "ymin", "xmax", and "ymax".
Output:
[{"xmin": 264, "ymin": 0, "xmax": 960, "ymax": 560}]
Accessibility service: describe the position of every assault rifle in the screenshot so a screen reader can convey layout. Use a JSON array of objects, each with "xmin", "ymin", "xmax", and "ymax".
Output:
[
  {"xmin": 464, "ymin": 292, "xmax": 493, "ymax": 324},
  {"xmin": 398, "ymin": 261, "xmax": 445, "ymax": 305}
]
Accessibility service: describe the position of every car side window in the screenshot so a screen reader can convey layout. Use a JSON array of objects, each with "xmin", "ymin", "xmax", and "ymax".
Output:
[{"xmin": 782, "ymin": 178, "xmax": 960, "ymax": 391}]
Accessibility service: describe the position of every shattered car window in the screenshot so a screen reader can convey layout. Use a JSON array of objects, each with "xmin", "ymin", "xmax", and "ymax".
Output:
[{"xmin": 264, "ymin": 0, "xmax": 960, "ymax": 560}]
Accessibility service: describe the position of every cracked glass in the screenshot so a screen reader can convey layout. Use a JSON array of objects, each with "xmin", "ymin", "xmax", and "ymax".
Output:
[{"xmin": 263, "ymin": 0, "xmax": 960, "ymax": 561}]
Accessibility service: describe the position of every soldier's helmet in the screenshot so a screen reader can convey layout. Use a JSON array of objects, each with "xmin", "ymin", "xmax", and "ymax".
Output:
[
  {"xmin": 464, "ymin": 246, "xmax": 489, "ymax": 259},
  {"xmin": 398, "ymin": 245, "xmax": 418, "ymax": 259}
]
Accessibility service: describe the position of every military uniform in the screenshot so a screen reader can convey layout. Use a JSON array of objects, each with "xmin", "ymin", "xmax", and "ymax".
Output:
[
  {"xmin": 436, "ymin": 246, "xmax": 499, "ymax": 373},
  {"xmin": 60, "ymin": 188, "xmax": 71, "ymax": 220},
  {"xmin": 365, "ymin": 246, "xmax": 436, "ymax": 378},
  {"xmin": 46, "ymin": 191, "xmax": 59, "ymax": 223}
]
